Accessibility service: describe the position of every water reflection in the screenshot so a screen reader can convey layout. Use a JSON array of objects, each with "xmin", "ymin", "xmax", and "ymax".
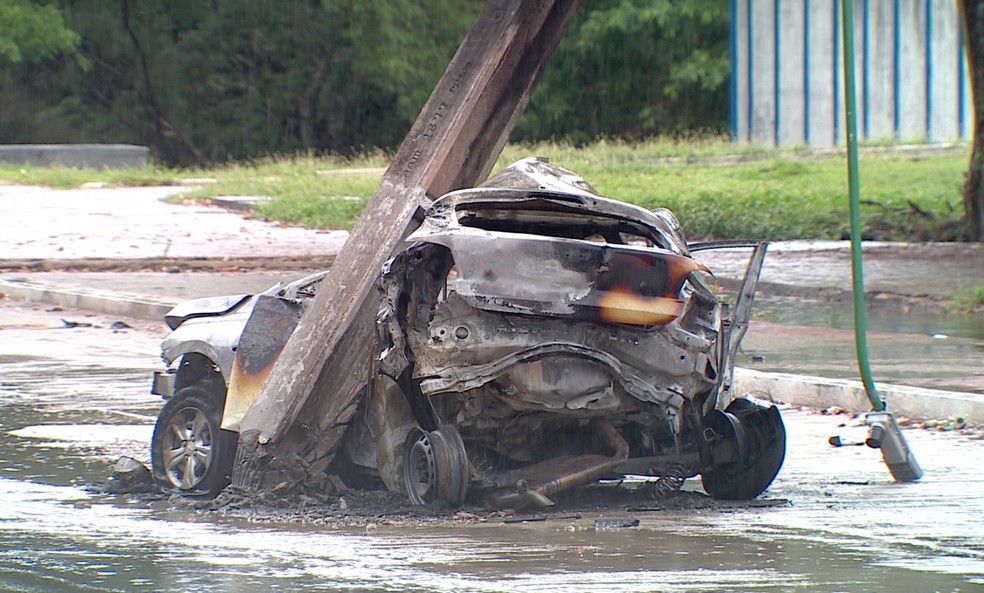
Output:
[
  {"xmin": 0, "ymin": 477, "xmax": 885, "ymax": 593},
  {"xmin": 754, "ymin": 297, "xmax": 984, "ymax": 340},
  {"xmin": 745, "ymin": 298, "xmax": 984, "ymax": 391},
  {"xmin": 2, "ymin": 470, "xmax": 980, "ymax": 592},
  {"xmin": 1, "ymin": 314, "xmax": 982, "ymax": 592}
]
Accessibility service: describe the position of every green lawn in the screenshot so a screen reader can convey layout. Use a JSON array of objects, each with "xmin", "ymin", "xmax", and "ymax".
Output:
[{"xmin": 0, "ymin": 137, "xmax": 970, "ymax": 241}]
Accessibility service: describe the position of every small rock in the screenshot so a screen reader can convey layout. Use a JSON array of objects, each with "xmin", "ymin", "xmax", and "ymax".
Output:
[{"xmin": 112, "ymin": 456, "xmax": 153, "ymax": 492}]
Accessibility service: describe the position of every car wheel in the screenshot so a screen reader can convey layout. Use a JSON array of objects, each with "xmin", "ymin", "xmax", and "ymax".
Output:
[
  {"xmin": 701, "ymin": 398, "xmax": 786, "ymax": 500},
  {"xmin": 403, "ymin": 425, "xmax": 469, "ymax": 506},
  {"xmin": 151, "ymin": 384, "xmax": 237, "ymax": 498}
]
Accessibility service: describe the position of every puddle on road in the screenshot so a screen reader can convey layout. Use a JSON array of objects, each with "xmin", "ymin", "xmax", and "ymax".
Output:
[
  {"xmin": 1, "ymin": 472, "xmax": 980, "ymax": 593},
  {"xmin": 743, "ymin": 297, "xmax": 984, "ymax": 391},
  {"xmin": 1, "ymin": 306, "xmax": 982, "ymax": 592},
  {"xmin": 754, "ymin": 296, "xmax": 984, "ymax": 340}
]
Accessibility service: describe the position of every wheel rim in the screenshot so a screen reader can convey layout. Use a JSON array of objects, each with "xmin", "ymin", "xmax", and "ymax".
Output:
[
  {"xmin": 160, "ymin": 405, "xmax": 214, "ymax": 490},
  {"xmin": 404, "ymin": 428, "xmax": 437, "ymax": 505},
  {"xmin": 403, "ymin": 425, "xmax": 469, "ymax": 506}
]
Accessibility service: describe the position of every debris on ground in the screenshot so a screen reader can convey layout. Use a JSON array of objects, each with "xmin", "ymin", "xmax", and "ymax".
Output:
[
  {"xmin": 102, "ymin": 456, "xmax": 156, "ymax": 494},
  {"xmin": 98, "ymin": 461, "xmax": 791, "ymax": 529}
]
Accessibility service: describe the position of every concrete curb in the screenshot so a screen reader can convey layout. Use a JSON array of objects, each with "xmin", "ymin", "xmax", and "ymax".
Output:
[
  {"xmin": 735, "ymin": 368, "xmax": 983, "ymax": 424},
  {"xmin": 0, "ymin": 278, "xmax": 176, "ymax": 320}
]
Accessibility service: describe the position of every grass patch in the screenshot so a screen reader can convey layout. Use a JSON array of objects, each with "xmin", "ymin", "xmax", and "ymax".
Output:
[
  {"xmin": 501, "ymin": 138, "xmax": 968, "ymax": 241},
  {"xmin": 949, "ymin": 283, "xmax": 984, "ymax": 314},
  {"xmin": 0, "ymin": 138, "xmax": 970, "ymax": 240},
  {"xmin": 0, "ymin": 162, "xmax": 183, "ymax": 187},
  {"xmin": 179, "ymin": 154, "xmax": 388, "ymax": 230}
]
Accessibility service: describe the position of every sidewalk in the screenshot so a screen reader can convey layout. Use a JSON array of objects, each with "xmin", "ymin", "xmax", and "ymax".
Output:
[
  {"xmin": 2, "ymin": 184, "xmax": 348, "ymax": 260},
  {"xmin": 1, "ymin": 184, "xmax": 981, "ymax": 423}
]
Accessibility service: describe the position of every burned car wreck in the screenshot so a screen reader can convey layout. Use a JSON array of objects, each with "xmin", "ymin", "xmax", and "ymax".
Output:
[{"xmin": 150, "ymin": 157, "xmax": 785, "ymax": 509}]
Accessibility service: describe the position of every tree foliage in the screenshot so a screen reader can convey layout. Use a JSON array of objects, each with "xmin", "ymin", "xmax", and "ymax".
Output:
[
  {"xmin": 517, "ymin": 0, "xmax": 730, "ymax": 143},
  {"xmin": 1, "ymin": 0, "xmax": 483, "ymax": 165},
  {"xmin": 0, "ymin": 0, "xmax": 731, "ymax": 166},
  {"xmin": 0, "ymin": 0, "xmax": 80, "ymax": 64}
]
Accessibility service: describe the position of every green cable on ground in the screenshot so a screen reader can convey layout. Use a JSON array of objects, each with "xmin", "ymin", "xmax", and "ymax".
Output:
[{"xmin": 841, "ymin": 0, "xmax": 886, "ymax": 412}]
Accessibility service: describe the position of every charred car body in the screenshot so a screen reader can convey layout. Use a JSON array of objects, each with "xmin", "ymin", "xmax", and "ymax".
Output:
[{"xmin": 150, "ymin": 158, "xmax": 785, "ymax": 508}]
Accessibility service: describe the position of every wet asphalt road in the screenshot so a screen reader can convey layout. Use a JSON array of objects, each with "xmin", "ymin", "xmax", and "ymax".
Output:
[{"xmin": 1, "ymin": 300, "xmax": 983, "ymax": 593}]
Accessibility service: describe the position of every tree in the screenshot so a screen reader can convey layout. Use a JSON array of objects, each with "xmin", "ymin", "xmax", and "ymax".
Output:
[
  {"xmin": 960, "ymin": 0, "xmax": 984, "ymax": 242},
  {"xmin": 0, "ymin": 0, "xmax": 80, "ymax": 64},
  {"xmin": 516, "ymin": 0, "xmax": 730, "ymax": 143},
  {"xmin": 0, "ymin": 0, "xmax": 86, "ymax": 143},
  {"xmin": 0, "ymin": 0, "xmax": 730, "ymax": 165},
  {"xmin": 169, "ymin": 0, "xmax": 480, "ymax": 161},
  {"xmin": 0, "ymin": 0, "xmax": 482, "ymax": 165}
]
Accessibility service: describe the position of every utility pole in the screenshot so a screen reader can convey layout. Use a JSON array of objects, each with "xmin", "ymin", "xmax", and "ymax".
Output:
[{"xmin": 233, "ymin": 0, "xmax": 581, "ymax": 492}]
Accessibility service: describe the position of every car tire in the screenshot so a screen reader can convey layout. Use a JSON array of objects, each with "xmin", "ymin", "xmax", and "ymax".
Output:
[
  {"xmin": 151, "ymin": 384, "xmax": 237, "ymax": 498},
  {"xmin": 403, "ymin": 425, "xmax": 469, "ymax": 507},
  {"xmin": 701, "ymin": 398, "xmax": 786, "ymax": 500}
]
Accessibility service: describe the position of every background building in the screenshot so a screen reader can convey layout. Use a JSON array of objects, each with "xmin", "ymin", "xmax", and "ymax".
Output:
[{"xmin": 731, "ymin": 0, "xmax": 974, "ymax": 146}]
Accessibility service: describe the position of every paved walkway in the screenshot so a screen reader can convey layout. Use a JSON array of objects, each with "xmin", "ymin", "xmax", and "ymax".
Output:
[{"xmin": 2, "ymin": 184, "xmax": 347, "ymax": 259}]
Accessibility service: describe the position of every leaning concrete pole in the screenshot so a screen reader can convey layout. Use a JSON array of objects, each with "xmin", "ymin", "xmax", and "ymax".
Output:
[{"xmin": 233, "ymin": 0, "xmax": 580, "ymax": 491}]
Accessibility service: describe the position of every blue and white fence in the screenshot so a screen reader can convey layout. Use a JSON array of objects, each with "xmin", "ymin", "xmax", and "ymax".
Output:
[{"xmin": 730, "ymin": 0, "xmax": 973, "ymax": 146}]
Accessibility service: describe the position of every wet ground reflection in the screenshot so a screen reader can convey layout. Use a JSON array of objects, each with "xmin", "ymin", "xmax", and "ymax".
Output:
[
  {"xmin": 744, "ymin": 297, "xmax": 984, "ymax": 392},
  {"xmin": 2, "ymin": 471, "xmax": 979, "ymax": 593},
  {"xmin": 1, "ymin": 304, "xmax": 982, "ymax": 592}
]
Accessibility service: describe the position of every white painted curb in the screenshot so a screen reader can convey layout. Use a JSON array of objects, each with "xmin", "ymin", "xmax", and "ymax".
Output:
[
  {"xmin": 735, "ymin": 367, "xmax": 983, "ymax": 423},
  {"xmin": 0, "ymin": 278, "xmax": 175, "ymax": 320}
]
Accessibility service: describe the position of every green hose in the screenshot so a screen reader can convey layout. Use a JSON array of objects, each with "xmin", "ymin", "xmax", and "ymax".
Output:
[{"xmin": 841, "ymin": 0, "xmax": 886, "ymax": 412}]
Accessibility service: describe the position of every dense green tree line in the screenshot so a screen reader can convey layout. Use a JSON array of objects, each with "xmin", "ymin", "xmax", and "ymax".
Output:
[
  {"xmin": 0, "ymin": 0, "xmax": 729, "ymax": 166},
  {"xmin": 520, "ymin": 0, "xmax": 729, "ymax": 142}
]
